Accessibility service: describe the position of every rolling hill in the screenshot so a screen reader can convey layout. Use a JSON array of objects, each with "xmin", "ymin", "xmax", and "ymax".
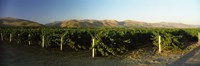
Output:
[
  {"xmin": 0, "ymin": 17, "xmax": 199, "ymax": 28},
  {"xmin": 0, "ymin": 17, "xmax": 44, "ymax": 27},
  {"xmin": 46, "ymin": 19, "xmax": 118, "ymax": 28},
  {"xmin": 46, "ymin": 19, "xmax": 199, "ymax": 28},
  {"xmin": 60, "ymin": 19, "xmax": 119, "ymax": 28}
]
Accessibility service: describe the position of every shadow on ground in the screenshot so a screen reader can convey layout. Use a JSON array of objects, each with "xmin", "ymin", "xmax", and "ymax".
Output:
[{"xmin": 168, "ymin": 43, "xmax": 200, "ymax": 66}]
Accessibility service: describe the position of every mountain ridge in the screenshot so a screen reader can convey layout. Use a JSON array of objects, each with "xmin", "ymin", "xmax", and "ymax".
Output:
[
  {"xmin": 0, "ymin": 17, "xmax": 199, "ymax": 28},
  {"xmin": 47, "ymin": 19, "xmax": 199, "ymax": 28},
  {"xmin": 0, "ymin": 17, "xmax": 44, "ymax": 27}
]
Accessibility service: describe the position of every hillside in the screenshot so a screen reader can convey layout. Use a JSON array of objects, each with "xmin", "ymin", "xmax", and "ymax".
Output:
[
  {"xmin": 0, "ymin": 17, "xmax": 199, "ymax": 28},
  {"xmin": 150, "ymin": 22, "xmax": 194, "ymax": 28},
  {"xmin": 46, "ymin": 19, "xmax": 118, "ymax": 28},
  {"xmin": 47, "ymin": 19, "xmax": 199, "ymax": 28},
  {"xmin": 45, "ymin": 21, "xmax": 61, "ymax": 27},
  {"xmin": 0, "ymin": 17, "xmax": 44, "ymax": 27},
  {"xmin": 121, "ymin": 20, "xmax": 153, "ymax": 28}
]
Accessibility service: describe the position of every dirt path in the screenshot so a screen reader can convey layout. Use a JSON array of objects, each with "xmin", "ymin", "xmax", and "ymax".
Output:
[
  {"xmin": 168, "ymin": 43, "xmax": 200, "ymax": 66},
  {"xmin": 1, "ymin": 40, "xmax": 200, "ymax": 66}
]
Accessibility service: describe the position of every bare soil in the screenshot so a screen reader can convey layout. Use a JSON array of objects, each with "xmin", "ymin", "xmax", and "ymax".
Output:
[{"xmin": 0, "ymin": 41, "xmax": 200, "ymax": 66}]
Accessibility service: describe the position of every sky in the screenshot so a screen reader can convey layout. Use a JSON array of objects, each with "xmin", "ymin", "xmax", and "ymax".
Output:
[{"xmin": 0, "ymin": 0, "xmax": 200, "ymax": 25}]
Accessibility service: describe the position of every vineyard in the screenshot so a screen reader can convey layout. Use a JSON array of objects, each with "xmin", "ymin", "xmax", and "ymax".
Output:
[{"xmin": 0, "ymin": 28, "xmax": 200, "ymax": 56}]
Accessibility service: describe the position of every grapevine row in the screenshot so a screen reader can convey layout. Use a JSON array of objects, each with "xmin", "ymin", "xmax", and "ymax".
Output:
[{"xmin": 0, "ymin": 28, "xmax": 199, "ymax": 56}]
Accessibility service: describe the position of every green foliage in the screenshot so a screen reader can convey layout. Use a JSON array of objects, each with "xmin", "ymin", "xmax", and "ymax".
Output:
[
  {"xmin": 150, "ymin": 29, "xmax": 199, "ymax": 51},
  {"xmin": 0, "ymin": 28, "xmax": 200, "ymax": 56}
]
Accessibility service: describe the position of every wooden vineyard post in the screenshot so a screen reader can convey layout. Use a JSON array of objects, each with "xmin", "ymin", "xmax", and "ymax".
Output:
[
  {"xmin": 29, "ymin": 41, "xmax": 31, "ymax": 45},
  {"xmin": 42, "ymin": 35, "xmax": 45, "ymax": 48},
  {"xmin": 198, "ymin": 32, "xmax": 200, "ymax": 43},
  {"xmin": 60, "ymin": 37, "xmax": 63, "ymax": 51},
  {"xmin": 17, "ymin": 34, "xmax": 20, "ymax": 43},
  {"xmin": 92, "ymin": 38, "xmax": 95, "ymax": 58},
  {"xmin": 158, "ymin": 35, "xmax": 162, "ymax": 53},
  {"xmin": 1, "ymin": 33, "xmax": 3, "ymax": 40},
  {"xmin": 28, "ymin": 34, "xmax": 31, "ymax": 45},
  {"xmin": 10, "ymin": 33, "xmax": 12, "ymax": 42}
]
